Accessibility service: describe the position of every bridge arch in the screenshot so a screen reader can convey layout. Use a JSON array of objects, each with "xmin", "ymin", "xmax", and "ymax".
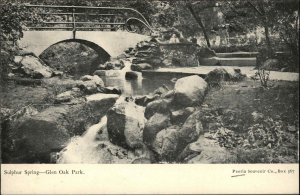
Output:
[
  {"xmin": 39, "ymin": 38, "xmax": 111, "ymax": 76},
  {"xmin": 40, "ymin": 38, "xmax": 111, "ymax": 62}
]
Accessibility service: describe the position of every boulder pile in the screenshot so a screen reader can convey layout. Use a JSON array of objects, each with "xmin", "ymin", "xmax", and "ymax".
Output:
[
  {"xmin": 103, "ymin": 75, "xmax": 212, "ymax": 163},
  {"xmin": 128, "ymin": 40, "xmax": 163, "ymax": 72}
]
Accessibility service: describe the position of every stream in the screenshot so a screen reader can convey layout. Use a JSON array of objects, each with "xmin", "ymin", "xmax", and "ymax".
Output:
[{"xmin": 57, "ymin": 59, "xmax": 174, "ymax": 163}]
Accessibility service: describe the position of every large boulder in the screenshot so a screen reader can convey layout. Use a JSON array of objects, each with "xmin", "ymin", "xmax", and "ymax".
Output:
[
  {"xmin": 205, "ymin": 68, "xmax": 232, "ymax": 86},
  {"xmin": 143, "ymin": 113, "xmax": 171, "ymax": 145},
  {"xmin": 77, "ymin": 75, "xmax": 105, "ymax": 94},
  {"xmin": 152, "ymin": 125, "xmax": 181, "ymax": 162},
  {"xmin": 6, "ymin": 94, "xmax": 119, "ymax": 163},
  {"xmin": 174, "ymin": 75, "xmax": 207, "ymax": 107},
  {"xmin": 18, "ymin": 55, "xmax": 53, "ymax": 78},
  {"xmin": 144, "ymin": 98, "xmax": 172, "ymax": 119},
  {"xmin": 106, "ymin": 101, "xmax": 145, "ymax": 149}
]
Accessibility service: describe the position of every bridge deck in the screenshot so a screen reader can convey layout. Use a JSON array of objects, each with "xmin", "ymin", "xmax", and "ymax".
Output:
[{"xmin": 142, "ymin": 66, "xmax": 299, "ymax": 81}]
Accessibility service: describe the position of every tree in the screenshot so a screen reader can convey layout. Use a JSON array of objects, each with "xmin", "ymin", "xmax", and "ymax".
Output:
[
  {"xmin": 219, "ymin": 0, "xmax": 299, "ymax": 71},
  {"xmin": 186, "ymin": 1, "xmax": 211, "ymax": 47}
]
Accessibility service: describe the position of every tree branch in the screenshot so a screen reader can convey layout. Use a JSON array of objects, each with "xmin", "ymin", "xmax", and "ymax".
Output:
[{"xmin": 247, "ymin": 1, "xmax": 263, "ymax": 16}]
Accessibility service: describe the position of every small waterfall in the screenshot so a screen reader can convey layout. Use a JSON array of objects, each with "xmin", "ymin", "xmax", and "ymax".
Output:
[{"xmin": 57, "ymin": 116, "xmax": 107, "ymax": 163}]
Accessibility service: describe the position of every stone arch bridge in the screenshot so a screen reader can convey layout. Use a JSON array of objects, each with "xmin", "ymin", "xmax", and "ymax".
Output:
[{"xmin": 18, "ymin": 4, "xmax": 152, "ymax": 58}]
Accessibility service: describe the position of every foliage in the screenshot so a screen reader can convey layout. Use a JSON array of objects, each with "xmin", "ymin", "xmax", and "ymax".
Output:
[
  {"xmin": 255, "ymin": 69, "xmax": 270, "ymax": 88},
  {"xmin": 219, "ymin": 0, "xmax": 299, "ymax": 70},
  {"xmin": 0, "ymin": 2, "xmax": 38, "ymax": 83}
]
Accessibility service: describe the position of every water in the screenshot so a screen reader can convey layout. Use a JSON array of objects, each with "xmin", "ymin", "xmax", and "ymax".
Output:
[
  {"xmin": 100, "ymin": 59, "xmax": 175, "ymax": 96},
  {"xmin": 57, "ymin": 116, "xmax": 108, "ymax": 163}
]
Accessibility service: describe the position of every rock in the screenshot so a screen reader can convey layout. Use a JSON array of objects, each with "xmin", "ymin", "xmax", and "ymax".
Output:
[
  {"xmin": 153, "ymin": 85, "xmax": 169, "ymax": 96},
  {"xmin": 93, "ymin": 70, "xmax": 106, "ymax": 76},
  {"xmin": 125, "ymin": 47, "xmax": 134, "ymax": 54},
  {"xmin": 131, "ymin": 158, "xmax": 152, "ymax": 164},
  {"xmin": 78, "ymin": 75, "xmax": 105, "ymax": 94},
  {"xmin": 205, "ymin": 68, "xmax": 231, "ymax": 86},
  {"xmin": 152, "ymin": 125, "xmax": 181, "ymax": 161},
  {"xmin": 8, "ymin": 106, "xmax": 71, "ymax": 163},
  {"xmin": 177, "ymin": 110, "xmax": 203, "ymax": 150},
  {"xmin": 54, "ymin": 90, "xmax": 76, "ymax": 103},
  {"xmin": 80, "ymin": 75, "xmax": 102, "ymax": 83},
  {"xmin": 13, "ymin": 56, "xmax": 23, "ymax": 64},
  {"xmin": 83, "ymin": 141, "xmax": 154, "ymax": 164},
  {"xmin": 97, "ymin": 86, "xmax": 122, "ymax": 95},
  {"xmin": 93, "ymin": 141, "xmax": 135, "ymax": 163},
  {"xmin": 19, "ymin": 55, "xmax": 53, "ymax": 78},
  {"xmin": 6, "ymin": 94, "xmax": 118, "ymax": 163},
  {"xmin": 162, "ymin": 58, "xmax": 173, "ymax": 67},
  {"xmin": 171, "ymin": 107, "xmax": 196, "ymax": 125},
  {"xmin": 134, "ymin": 94, "xmax": 160, "ymax": 107},
  {"xmin": 125, "ymin": 71, "xmax": 138, "ymax": 80},
  {"xmin": 261, "ymin": 59, "xmax": 280, "ymax": 71},
  {"xmin": 98, "ymin": 59, "xmax": 125, "ymax": 70},
  {"xmin": 131, "ymin": 63, "xmax": 153, "ymax": 72},
  {"xmin": 179, "ymin": 136, "xmax": 231, "ymax": 163},
  {"xmin": 143, "ymin": 113, "xmax": 171, "ymax": 146},
  {"xmin": 144, "ymin": 98, "xmax": 172, "ymax": 119},
  {"xmin": 161, "ymin": 90, "xmax": 175, "ymax": 99},
  {"xmin": 174, "ymin": 75, "xmax": 207, "ymax": 107},
  {"xmin": 42, "ymin": 77, "xmax": 82, "ymax": 91},
  {"xmin": 107, "ymin": 101, "xmax": 145, "ymax": 149}
]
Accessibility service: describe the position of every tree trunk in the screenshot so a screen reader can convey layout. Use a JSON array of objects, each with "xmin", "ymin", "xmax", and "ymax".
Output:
[
  {"xmin": 263, "ymin": 23, "xmax": 273, "ymax": 56},
  {"xmin": 258, "ymin": 1, "xmax": 273, "ymax": 57},
  {"xmin": 186, "ymin": 2, "xmax": 211, "ymax": 48}
]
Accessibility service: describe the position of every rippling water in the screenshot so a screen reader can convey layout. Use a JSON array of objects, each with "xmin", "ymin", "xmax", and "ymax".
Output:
[{"xmin": 57, "ymin": 116, "xmax": 108, "ymax": 163}]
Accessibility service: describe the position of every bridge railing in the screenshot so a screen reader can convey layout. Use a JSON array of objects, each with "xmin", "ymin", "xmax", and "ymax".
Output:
[{"xmin": 23, "ymin": 4, "xmax": 152, "ymax": 35}]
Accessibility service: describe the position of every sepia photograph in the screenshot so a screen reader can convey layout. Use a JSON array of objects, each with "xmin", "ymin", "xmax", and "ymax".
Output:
[{"xmin": 0, "ymin": 0, "xmax": 299, "ymax": 194}]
